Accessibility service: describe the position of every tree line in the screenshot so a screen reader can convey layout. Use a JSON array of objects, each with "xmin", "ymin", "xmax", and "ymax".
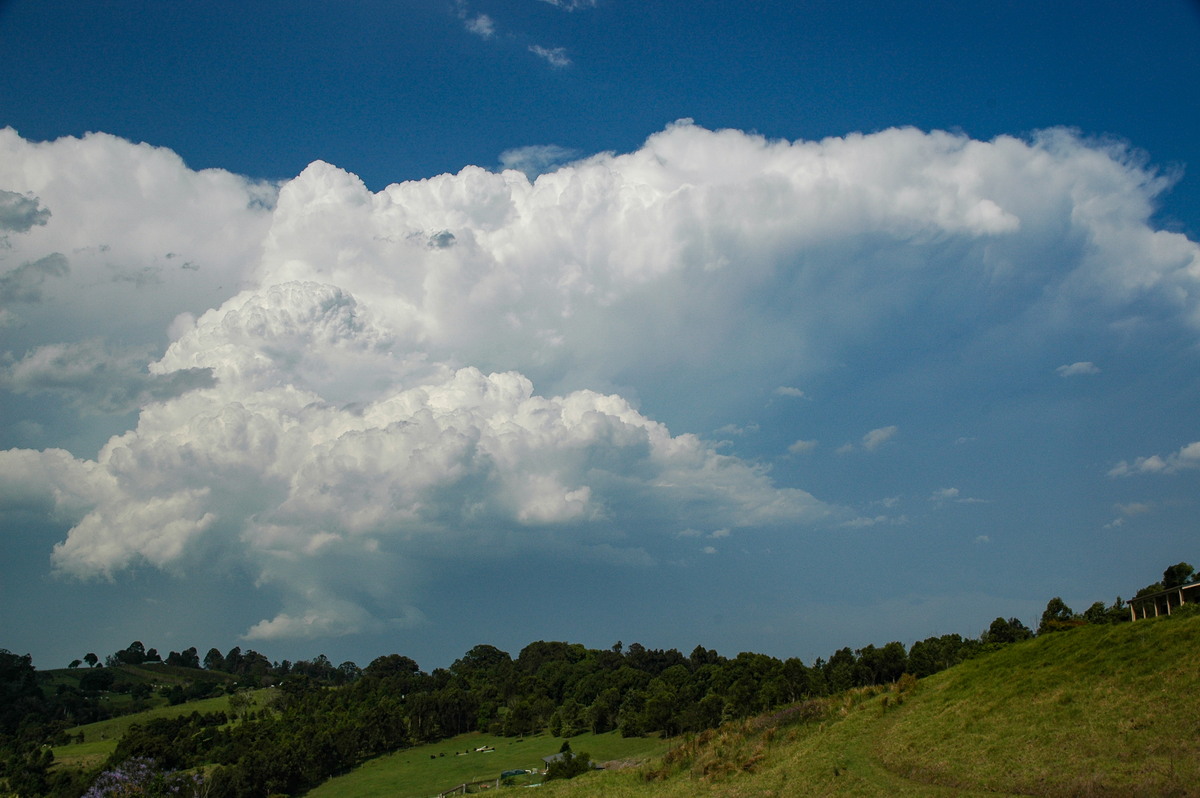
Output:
[{"xmin": 1, "ymin": 560, "xmax": 1194, "ymax": 797}]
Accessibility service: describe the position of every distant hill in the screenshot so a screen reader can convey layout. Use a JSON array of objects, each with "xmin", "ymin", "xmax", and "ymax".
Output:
[{"xmin": 528, "ymin": 613, "xmax": 1200, "ymax": 797}]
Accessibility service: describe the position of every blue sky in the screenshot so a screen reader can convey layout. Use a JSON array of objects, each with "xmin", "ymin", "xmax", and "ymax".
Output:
[{"xmin": 1, "ymin": 0, "xmax": 1198, "ymax": 672}]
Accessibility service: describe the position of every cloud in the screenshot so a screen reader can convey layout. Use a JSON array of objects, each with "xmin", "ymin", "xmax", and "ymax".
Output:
[
  {"xmin": 788, "ymin": 439, "xmax": 818, "ymax": 454},
  {"xmin": 0, "ymin": 189, "xmax": 50, "ymax": 233},
  {"xmin": 454, "ymin": 1, "xmax": 496, "ymax": 39},
  {"xmin": 930, "ymin": 486, "xmax": 988, "ymax": 506},
  {"xmin": 714, "ymin": 422, "xmax": 759, "ymax": 437},
  {"xmin": 841, "ymin": 514, "xmax": 908, "ymax": 528},
  {"xmin": 0, "ymin": 252, "xmax": 69, "ymax": 307},
  {"xmin": 862, "ymin": 426, "xmax": 899, "ymax": 451},
  {"xmin": 25, "ymin": 280, "xmax": 838, "ymax": 636},
  {"xmin": 464, "ymin": 14, "xmax": 495, "ymax": 38},
  {"xmin": 529, "ymin": 45, "xmax": 571, "ymax": 67},
  {"xmin": 2, "ymin": 340, "xmax": 214, "ymax": 413},
  {"xmin": 0, "ymin": 447, "xmax": 111, "ymax": 521},
  {"xmin": 537, "ymin": 0, "xmax": 598, "ymax": 9},
  {"xmin": 838, "ymin": 426, "xmax": 898, "ymax": 455},
  {"xmin": 0, "ymin": 127, "xmax": 275, "ymax": 350},
  {"xmin": 230, "ymin": 122, "xmax": 1200, "ymax": 424},
  {"xmin": 1056, "ymin": 361, "xmax": 1100, "ymax": 377},
  {"xmin": 465, "ymin": 14, "xmax": 495, "ymax": 38},
  {"xmin": 1108, "ymin": 441, "xmax": 1200, "ymax": 477},
  {"xmin": 1104, "ymin": 501, "xmax": 1153, "ymax": 528},
  {"xmin": 499, "ymin": 144, "xmax": 580, "ymax": 179},
  {"xmin": 242, "ymin": 598, "xmax": 426, "ymax": 641},
  {"xmin": 774, "ymin": 386, "xmax": 805, "ymax": 398},
  {"xmin": 2, "ymin": 122, "xmax": 1199, "ymax": 639}
]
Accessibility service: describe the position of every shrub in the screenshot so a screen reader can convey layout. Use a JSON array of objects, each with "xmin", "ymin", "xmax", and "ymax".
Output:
[
  {"xmin": 83, "ymin": 757, "xmax": 203, "ymax": 797},
  {"xmin": 545, "ymin": 750, "xmax": 594, "ymax": 780}
]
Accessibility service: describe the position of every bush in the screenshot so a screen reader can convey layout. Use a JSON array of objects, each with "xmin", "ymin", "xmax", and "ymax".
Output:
[
  {"xmin": 545, "ymin": 750, "xmax": 594, "ymax": 780},
  {"xmin": 1169, "ymin": 601, "xmax": 1200, "ymax": 619}
]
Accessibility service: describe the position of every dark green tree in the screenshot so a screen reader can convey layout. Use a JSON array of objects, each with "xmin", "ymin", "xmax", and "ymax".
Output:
[
  {"xmin": 1162, "ymin": 562, "xmax": 1195, "ymax": 590},
  {"xmin": 203, "ymin": 648, "xmax": 225, "ymax": 671},
  {"xmin": 545, "ymin": 749, "xmax": 594, "ymax": 781},
  {"xmin": 982, "ymin": 617, "xmax": 1034, "ymax": 644},
  {"xmin": 166, "ymin": 647, "xmax": 201, "ymax": 668},
  {"xmin": 1039, "ymin": 597, "xmax": 1079, "ymax": 633}
]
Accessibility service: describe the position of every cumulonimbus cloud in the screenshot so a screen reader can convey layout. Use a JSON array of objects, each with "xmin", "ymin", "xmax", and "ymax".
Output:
[
  {"xmin": 10, "ymin": 283, "xmax": 834, "ymax": 639},
  {"xmin": 1, "ymin": 121, "xmax": 1197, "ymax": 638}
]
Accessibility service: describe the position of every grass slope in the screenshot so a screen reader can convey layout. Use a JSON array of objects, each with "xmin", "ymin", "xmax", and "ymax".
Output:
[
  {"xmin": 532, "ymin": 614, "xmax": 1200, "ymax": 798},
  {"xmin": 51, "ymin": 690, "xmax": 275, "ymax": 771},
  {"xmin": 307, "ymin": 731, "xmax": 670, "ymax": 798}
]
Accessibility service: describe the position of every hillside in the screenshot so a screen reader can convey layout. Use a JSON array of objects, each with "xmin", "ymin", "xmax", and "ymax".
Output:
[
  {"xmin": 52, "ymin": 690, "xmax": 274, "ymax": 772},
  {"xmin": 526, "ymin": 614, "xmax": 1200, "ymax": 798},
  {"xmin": 9, "ymin": 607, "xmax": 1197, "ymax": 797}
]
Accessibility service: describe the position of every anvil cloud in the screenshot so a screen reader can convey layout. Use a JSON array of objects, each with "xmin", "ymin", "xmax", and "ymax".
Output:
[{"xmin": 1, "ymin": 120, "xmax": 1198, "ymax": 647}]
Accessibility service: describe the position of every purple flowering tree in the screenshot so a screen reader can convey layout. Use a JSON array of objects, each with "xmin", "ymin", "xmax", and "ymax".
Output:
[{"xmin": 83, "ymin": 758, "xmax": 204, "ymax": 797}]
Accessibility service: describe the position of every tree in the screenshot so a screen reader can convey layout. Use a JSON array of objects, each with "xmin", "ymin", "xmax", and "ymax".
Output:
[
  {"xmin": 1162, "ymin": 562, "xmax": 1195, "ymax": 590},
  {"xmin": 228, "ymin": 691, "xmax": 253, "ymax": 720},
  {"xmin": 203, "ymin": 648, "xmax": 225, "ymax": 671},
  {"xmin": 166, "ymin": 647, "xmax": 201, "ymax": 669},
  {"xmin": 1080, "ymin": 597, "xmax": 1129, "ymax": 625},
  {"xmin": 113, "ymin": 641, "xmax": 147, "ymax": 666},
  {"xmin": 84, "ymin": 652, "xmax": 99, "ymax": 668},
  {"xmin": 586, "ymin": 688, "xmax": 622, "ymax": 734},
  {"xmin": 79, "ymin": 669, "xmax": 115, "ymax": 692},
  {"xmin": 83, "ymin": 757, "xmax": 203, "ymax": 797},
  {"xmin": 545, "ymin": 749, "xmax": 594, "ymax": 781},
  {"xmin": 823, "ymin": 647, "xmax": 856, "ymax": 694},
  {"xmin": 982, "ymin": 617, "xmax": 1033, "ymax": 645},
  {"xmin": 1039, "ymin": 597, "xmax": 1079, "ymax": 633},
  {"xmin": 855, "ymin": 641, "xmax": 907, "ymax": 685},
  {"xmin": 68, "ymin": 659, "xmax": 83, "ymax": 669}
]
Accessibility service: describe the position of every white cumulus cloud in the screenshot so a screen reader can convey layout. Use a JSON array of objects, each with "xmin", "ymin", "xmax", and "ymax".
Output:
[
  {"xmin": 2, "ymin": 122, "xmax": 1199, "ymax": 639},
  {"xmin": 22, "ymin": 281, "xmax": 836, "ymax": 637},
  {"xmin": 862, "ymin": 426, "xmax": 899, "ymax": 452},
  {"xmin": 1109, "ymin": 441, "xmax": 1200, "ymax": 477},
  {"xmin": 1056, "ymin": 361, "xmax": 1100, "ymax": 377}
]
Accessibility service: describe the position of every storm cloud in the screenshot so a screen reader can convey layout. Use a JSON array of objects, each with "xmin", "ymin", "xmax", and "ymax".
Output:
[{"xmin": 1, "ymin": 122, "xmax": 1197, "ymax": 640}]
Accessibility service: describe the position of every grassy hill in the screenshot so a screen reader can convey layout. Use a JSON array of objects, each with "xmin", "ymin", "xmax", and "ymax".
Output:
[
  {"xmin": 38, "ymin": 662, "xmax": 240, "ymax": 722},
  {"xmin": 524, "ymin": 614, "xmax": 1200, "ymax": 798},
  {"xmin": 308, "ymin": 731, "xmax": 670, "ymax": 798},
  {"xmin": 51, "ymin": 689, "xmax": 275, "ymax": 771}
]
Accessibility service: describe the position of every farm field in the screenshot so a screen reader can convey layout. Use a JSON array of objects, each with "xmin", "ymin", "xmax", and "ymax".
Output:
[
  {"xmin": 307, "ymin": 730, "xmax": 670, "ymax": 798},
  {"xmin": 51, "ymin": 690, "xmax": 274, "ymax": 771}
]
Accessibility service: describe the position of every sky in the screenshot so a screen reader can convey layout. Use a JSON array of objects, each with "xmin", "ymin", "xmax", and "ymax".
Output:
[{"xmin": 1, "ymin": 0, "xmax": 1199, "ymax": 673}]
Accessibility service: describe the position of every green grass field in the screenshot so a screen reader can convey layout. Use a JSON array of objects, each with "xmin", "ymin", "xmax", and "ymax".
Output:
[
  {"xmin": 524, "ymin": 614, "xmax": 1200, "ymax": 798},
  {"xmin": 51, "ymin": 689, "xmax": 276, "ymax": 771},
  {"xmin": 307, "ymin": 730, "xmax": 671, "ymax": 798}
]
